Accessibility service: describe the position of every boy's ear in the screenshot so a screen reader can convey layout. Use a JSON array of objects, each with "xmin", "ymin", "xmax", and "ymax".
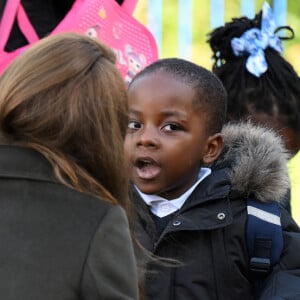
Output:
[{"xmin": 202, "ymin": 133, "xmax": 224, "ymax": 165}]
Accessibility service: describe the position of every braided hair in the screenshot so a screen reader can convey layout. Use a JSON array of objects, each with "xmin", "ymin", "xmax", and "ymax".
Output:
[{"xmin": 207, "ymin": 9, "xmax": 300, "ymax": 154}]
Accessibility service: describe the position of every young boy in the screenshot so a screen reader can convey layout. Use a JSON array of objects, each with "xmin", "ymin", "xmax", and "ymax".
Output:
[{"xmin": 125, "ymin": 58, "xmax": 300, "ymax": 299}]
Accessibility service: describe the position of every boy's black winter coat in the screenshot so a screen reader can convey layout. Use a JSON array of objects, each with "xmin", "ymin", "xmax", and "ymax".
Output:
[{"xmin": 132, "ymin": 122, "xmax": 300, "ymax": 300}]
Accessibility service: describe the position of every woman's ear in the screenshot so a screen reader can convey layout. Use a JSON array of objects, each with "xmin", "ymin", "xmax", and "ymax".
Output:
[{"xmin": 202, "ymin": 133, "xmax": 224, "ymax": 165}]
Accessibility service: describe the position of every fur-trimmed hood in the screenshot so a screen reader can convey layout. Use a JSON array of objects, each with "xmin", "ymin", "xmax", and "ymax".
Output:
[{"xmin": 213, "ymin": 121, "xmax": 290, "ymax": 203}]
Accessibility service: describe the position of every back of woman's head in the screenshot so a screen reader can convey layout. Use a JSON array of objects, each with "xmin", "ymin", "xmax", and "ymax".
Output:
[
  {"xmin": 0, "ymin": 32, "xmax": 129, "ymax": 206},
  {"xmin": 207, "ymin": 3, "xmax": 300, "ymax": 151}
]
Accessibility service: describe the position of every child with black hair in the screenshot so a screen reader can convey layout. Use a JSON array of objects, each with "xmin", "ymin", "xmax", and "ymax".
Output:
[
  {"xmin": 125, "ymin": 57, "xmax": 300, "ymax": 299},
  {"xmin": 207, "ymin": 1, "xmax": 300, "ymax": 156},
  {"xmin": 207, "ymin": 2, "xmax": 300, "ymax": 216}
]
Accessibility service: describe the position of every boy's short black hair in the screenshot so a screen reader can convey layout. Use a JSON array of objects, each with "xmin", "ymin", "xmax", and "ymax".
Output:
[{"xmin": 130, "ymin": 58, "xmax": 227, "ymax": 134}]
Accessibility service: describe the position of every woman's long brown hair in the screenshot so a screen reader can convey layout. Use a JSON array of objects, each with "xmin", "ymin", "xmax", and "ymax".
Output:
[{"xmin": 0, "ymin": 32, "xmax": 129, "ymax": 208}]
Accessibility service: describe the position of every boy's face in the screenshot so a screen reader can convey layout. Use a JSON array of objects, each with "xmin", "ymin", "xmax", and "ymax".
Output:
[{"xmin": 124, "ymin": 72, "xmax": 223, "ymax": 199}]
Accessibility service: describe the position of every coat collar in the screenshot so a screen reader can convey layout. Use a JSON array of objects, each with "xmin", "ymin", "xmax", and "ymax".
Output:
[
  {"xmin": 0, "ymin": 145, "xmax": 57, "ymax": 183},
  {"xmin": 213, "ymin": 121, "xmax": 290, "ymax": 203}
]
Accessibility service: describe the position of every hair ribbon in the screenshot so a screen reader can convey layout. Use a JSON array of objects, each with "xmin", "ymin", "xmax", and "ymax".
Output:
[{"xmin": 231, "ymin": 2, "xmax": 282, "ymax": 77}]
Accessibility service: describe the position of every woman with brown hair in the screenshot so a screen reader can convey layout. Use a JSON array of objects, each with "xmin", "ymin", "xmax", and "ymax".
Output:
[{"xmin": 0, "ymin": 32, "xmax": 138, "ymax": 299}]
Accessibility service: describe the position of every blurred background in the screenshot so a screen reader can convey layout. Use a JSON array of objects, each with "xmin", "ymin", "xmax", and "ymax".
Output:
[{"xmin": 133, "ymin": 0, "xmax": 300, "ymax": 74}]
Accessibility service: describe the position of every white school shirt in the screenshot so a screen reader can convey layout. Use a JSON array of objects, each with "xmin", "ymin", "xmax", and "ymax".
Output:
[{"xmin": 135, "ymin": 168, "xmax": 211, "ymax": 218}]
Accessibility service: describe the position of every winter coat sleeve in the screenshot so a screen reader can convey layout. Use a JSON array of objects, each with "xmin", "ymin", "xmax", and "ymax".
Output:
[
  {"xmin": 80, "ymin": 205, "xmax": 139, "ymax": 300},
  {"xmin": 258, "ymin": 209, "xmax": 300, "ymax": 299}
]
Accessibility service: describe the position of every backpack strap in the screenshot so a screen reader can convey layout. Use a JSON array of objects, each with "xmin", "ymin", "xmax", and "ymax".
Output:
[
  {"xmin": 17, "ymin": 4, "xmax": 39, "ymax": 43},
  {"xmin": 246, "ymin": 198, "xmax": 283, "ymax": 276},
  {"xmin": 0, "ymin": 0, "xmax": 21, "ymax": 50}
]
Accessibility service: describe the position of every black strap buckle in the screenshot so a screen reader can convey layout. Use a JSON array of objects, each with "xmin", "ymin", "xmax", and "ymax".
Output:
[{"xmin": 249, "ymin": 257, "xmax": 271, "ymax": 274}]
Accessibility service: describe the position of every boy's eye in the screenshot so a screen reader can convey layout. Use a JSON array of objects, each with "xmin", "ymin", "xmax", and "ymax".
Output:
[
  {"xmin": 163, "ymin": 123, "xmax": 181, "ymax": 131},
  {"xmin": 128, "ymin": 120, "xmax": 141, "ymax": 130}
]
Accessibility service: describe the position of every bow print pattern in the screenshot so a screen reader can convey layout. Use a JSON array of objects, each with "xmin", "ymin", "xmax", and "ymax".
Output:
[{"xmin": 231, "ymin": 1, "xmax": 282, "ymax": 77}]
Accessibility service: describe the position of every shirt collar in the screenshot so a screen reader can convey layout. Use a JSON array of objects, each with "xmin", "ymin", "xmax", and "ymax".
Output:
[{"xmin": 135, "ymin": 167, "xmax": 211, "ymax": 217}]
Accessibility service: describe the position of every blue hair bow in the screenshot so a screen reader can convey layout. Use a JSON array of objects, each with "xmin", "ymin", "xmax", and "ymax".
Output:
[{"xmin": 231, "ymin": 2, "xmax": 282, "ymax": 77}]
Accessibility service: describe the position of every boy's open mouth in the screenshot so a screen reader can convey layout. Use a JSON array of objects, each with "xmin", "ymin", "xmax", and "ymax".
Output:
[
  {"xmin": 136, "ymin": 159, "xmax": 153, "ymax": 168},
  {"xmin": 134, "ymin": 158, "xmax": 161, "ymax": 180}
]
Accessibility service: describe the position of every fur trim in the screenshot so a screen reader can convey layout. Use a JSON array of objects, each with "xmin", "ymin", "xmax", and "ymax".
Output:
[{"xmin": 215, "ymin": 121, "xmax": 290, "ymax": 202}]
